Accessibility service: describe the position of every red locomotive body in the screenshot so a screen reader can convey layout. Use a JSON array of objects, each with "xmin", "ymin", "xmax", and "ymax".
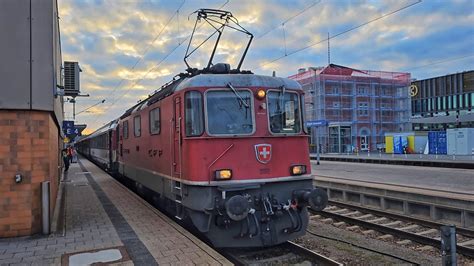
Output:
[
  {"xmin": 108, "ymin": 73, "xmax": 327, "ymax": 247},
  {"xmin": 78, "ymin": 9, "xmax": 327, "ymax": 248}
]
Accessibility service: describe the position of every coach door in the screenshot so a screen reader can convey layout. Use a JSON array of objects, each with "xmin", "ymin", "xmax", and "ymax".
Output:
[{"xmin": 173, "ymin": 97, "xmax": 182, "ymax": 177}]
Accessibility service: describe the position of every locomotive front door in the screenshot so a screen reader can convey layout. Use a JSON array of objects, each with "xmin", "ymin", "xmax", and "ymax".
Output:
[{"xmin": 173, "ymin": 97, "xmax": 182, "ymax": 177}]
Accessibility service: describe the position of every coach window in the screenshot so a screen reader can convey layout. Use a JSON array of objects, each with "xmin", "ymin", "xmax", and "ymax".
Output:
[
  {"xmin": 134, "ymin": 116, "xmax": 141, "ymax": 137},
  {"xmin": 267, "ymin": 90, "xmax": 301, "ymax": 134},
  {"xmin": 123, "ymin": 121, "xmax": 129, "ymax": 139},
  {"xmin": 185, "ymin": 91, "xmax": 204, "ymax": 136},
  {"xmin": 150, "ymin": 108, "xmax": 161, "ymax": 135}
]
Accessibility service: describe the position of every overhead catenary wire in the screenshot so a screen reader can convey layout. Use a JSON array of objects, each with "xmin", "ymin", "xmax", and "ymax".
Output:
[
  {"xmin": 403, "ymin": 54, "xmax": 474, "ymax": 71},
  {"xmin": 258, "ymin": 0, "xmax": 422, "ymax": 69},
  {"xmin": 87, "ymin": 0, "xmax": 188, "ymax": 126},
  {"xmin": 257, "ymin": 0, "xmax": 321, "ymax": 39},
  {"xmin": 108, "ymin": 0, "xmax": 186, "ymax": 104},
  {"xmin": 87, "ymin": 0, "xmax": 231, "ymax": 128},
  {"xmin": 109, "ymin": 0, "xmax": 231, "ymax": 106}
]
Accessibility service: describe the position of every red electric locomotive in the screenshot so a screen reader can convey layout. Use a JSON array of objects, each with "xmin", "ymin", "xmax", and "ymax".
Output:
[{"xmin": 78, "ymin": 9, "xmax": 327, "ymax": 248}]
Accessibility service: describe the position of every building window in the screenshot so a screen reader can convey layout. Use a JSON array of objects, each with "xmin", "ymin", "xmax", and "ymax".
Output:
[
  {"xmin": 331, "ymin": 87, "xmax": 339, "ymax": 95},
  {"xmin": 471, "ymin": 93, "xmax": 474, "ymax": 108},
  {"xmin": 149, "ymin": 108, "xmax": 160, "ymax": 135},
  {"xmin": 134, "ymin": 116, "xmax": 141, "ymax": 137},
  {"xmin": 382, "ymin": 87, "xmax": 391, "ymax": 96},
  {"xmin": 123, "ymin": 121, "xmax": 129, "ymax": 139},
  {"xmin": 357, "ymin": 87, "xmax": 368, "ymax": 95},
  {"xmin": 358, "ymin": 102, "xmax": 369, "ymax": 116},
  {"xmin": 453, "ymin": 95, "xmax": 457, "ymax": 109}
]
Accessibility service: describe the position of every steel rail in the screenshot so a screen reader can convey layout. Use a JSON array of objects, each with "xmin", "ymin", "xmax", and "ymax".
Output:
[
  {"xmin": 305, "ymin": 229, "xmax": 420, "ymax": 265},
  {"xmin": 327, "ymin": 200, "xmax": 474, "ymax": 238},
  {"xmin": 310, "ymin": 208, "xmax": 474, "ymax": 259},
  {"xmin": 220, "ymin": 241, "xmax": 342, "ymax": 266}
]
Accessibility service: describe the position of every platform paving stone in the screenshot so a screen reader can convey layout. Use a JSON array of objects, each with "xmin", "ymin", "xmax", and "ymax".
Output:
[
  {"xmin": 79, "ymin": 159, "xmax": 231, "ymax": 265},
  {"xmin": 0, "ymin": 159, "xmax": 231, "ymax": 265}
]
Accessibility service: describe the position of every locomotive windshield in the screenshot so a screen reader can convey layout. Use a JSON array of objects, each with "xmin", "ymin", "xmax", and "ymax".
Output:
[
  {"xmin": 268, "ymin": 91, "xmax": 301, "ymax": 134},
  {"xmin": 206, "ymin": 90, "xmax": 254, "ymax": 135}
]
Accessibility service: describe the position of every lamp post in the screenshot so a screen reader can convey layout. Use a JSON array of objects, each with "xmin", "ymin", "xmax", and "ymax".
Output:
[{"xmin": 66, "ymin": 93, "xmax": 90, "ymax": 120}]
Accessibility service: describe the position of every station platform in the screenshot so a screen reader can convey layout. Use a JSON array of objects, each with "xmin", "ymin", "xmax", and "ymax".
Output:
[
  {"xmin": 310, "ymin": 153, "xmax": 474, "ymax": 169},
  {"xmin": 311, "ymin": 161, "xmax": 474, "ymax": 228},
  {"xmin": 0, "ymin": 158, "xmax": 230, "ymax": 265},
  {"xmin": 311, "ymin": 160, "xmax": 474, "ymax": 195}
]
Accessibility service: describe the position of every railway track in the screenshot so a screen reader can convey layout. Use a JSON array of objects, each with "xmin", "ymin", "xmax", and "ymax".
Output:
[
  {"xmin": 108, "ymin": 162, "xmax": 341, "ymax": 265},
  {"xmin": 310, "ymin": 201, "xmax": 474, "ymax": 259},
  {"xmin": 220, "ymin": 241, "xmax": 341, "ymax": 265}
]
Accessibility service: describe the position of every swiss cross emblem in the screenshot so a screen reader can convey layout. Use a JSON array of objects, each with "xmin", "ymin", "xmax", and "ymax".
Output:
[{"xmin": 255, "ymin": 144, "xmax": 272, "ymax": 164}]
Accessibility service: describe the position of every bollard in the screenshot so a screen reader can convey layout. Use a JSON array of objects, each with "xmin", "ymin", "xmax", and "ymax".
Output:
[
  {"xmin": 440, "ymin": 225, "xmax": 457, "ymax": 266},
  {"xmin": 471, "ymin": 148, "xmax": 474, "ymax": 160},
  {"xmin": 42, "ymin": 181, "xmax": 50, "ymax": 235},
  {"xmin": 419, "ymin": 148, "xmax": 422, "ymax": 159}
]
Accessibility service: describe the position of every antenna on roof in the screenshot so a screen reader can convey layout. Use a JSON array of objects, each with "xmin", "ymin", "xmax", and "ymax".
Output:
[{"xmin": 327, "ymin": 32, "xmax": 331, "ymax": 65}]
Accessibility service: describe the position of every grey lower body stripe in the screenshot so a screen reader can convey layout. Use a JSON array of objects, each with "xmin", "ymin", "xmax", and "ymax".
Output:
[{"xmin": 78, "ymin": 160, "xmax": 158, "ymax": 266}]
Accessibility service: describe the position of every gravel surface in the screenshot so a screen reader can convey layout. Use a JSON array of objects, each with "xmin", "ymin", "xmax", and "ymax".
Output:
[{"xmin": 295, "ymin": 220, "xmax": 442, "ymax": 265}]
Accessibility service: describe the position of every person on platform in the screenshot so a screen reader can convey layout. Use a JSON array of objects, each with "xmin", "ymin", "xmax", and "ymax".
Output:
[
  {"xmin": 62, "ymin": 148, "xmax": 70, "ymax": 172},
  {"xmin": 71, "ymin": 146, "xmax": 77, "ymax": 163},
  {"xmin": 67, "ymin": 146, "xmax": 73, "ymax": 163}
]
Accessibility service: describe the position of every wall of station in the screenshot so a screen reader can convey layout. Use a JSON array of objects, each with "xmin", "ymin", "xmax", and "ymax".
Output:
[
  {"xmin": 0, "ymin": 110, "xmax": 60, "ymax": 237},
  {"xmin": 0, "ymin": 0, "xmax": 63, "ymax": 238}
]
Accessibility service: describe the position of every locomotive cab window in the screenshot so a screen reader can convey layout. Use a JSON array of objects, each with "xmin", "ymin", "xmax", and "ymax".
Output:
[
  {"xmin": 185, "ymin": 91, "xmax": 204, "ymax": 136},
  {"xmin": 123, "ymin": 121, "xmax": 129, "ymax": 139},
  {"xmin": 268, "ymin": 90, "xmax": 301, "ymax": 134},
  {"xmin": 205, "ymin": 89, "xmax": 254, "ymax": 135},
  {"xmin": 149, "ymin": 108, "xmax": 161, "ymax": 135},
  {"xmin": 134, "ymin": 116, "xmax": 141, "ymax": 137}
]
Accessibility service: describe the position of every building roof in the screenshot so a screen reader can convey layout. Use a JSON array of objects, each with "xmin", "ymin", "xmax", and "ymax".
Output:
[{"xmin": 288, "ymin": 64, "xmax": 410, "ymax": 83}]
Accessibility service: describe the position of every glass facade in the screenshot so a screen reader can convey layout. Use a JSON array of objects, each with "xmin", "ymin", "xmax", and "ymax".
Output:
[{"xmin": 410, "ymin": 70, "xmax": 474, "ymax": 130}]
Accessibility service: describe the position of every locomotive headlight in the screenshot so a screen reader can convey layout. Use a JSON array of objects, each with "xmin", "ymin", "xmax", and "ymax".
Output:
[
  {"xmin": 256, "ymin": 89, "xmax": 266, "ymax": 100},
  {"xmin": 290, "ymin": 165, "xmax": 307, "ymax": 176},
  {"xmin": 215, "ymin": 169, "xmax": 232, "ymax": 180}
]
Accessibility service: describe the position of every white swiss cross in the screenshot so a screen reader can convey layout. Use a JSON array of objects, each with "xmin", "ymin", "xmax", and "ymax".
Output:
[
  {"xmin": 260, "ymin": 147, "xmax": 270, "ymax": 159},
  {"xmin": 255, "ymin": 144, "xmax": 272, "ymax": 164}
]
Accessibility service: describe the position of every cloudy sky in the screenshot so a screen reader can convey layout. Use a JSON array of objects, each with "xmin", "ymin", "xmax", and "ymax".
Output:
[{"xmin": 58, "ymin": 0, "xmax": 474, "ymax": 134}]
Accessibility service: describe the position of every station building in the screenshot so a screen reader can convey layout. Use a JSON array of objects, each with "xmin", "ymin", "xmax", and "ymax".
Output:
[
  {"xmin": 0, "ymin": 0, "xmax": 64, "ymax": 237},
  {"xmin": 289, "ymin": 64, "xmax": 411, "ymax": 153},
  {"xmin": 410, "ymin": 70, "xmax": 474, "ymax": 130}
]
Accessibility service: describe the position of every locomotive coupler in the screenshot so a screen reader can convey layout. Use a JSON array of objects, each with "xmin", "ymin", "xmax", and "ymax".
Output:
[
  {"xmin": 292, "ymin": 188, "xmax": 328, "ymax": 211},
  {"xmin": 263, "ymin": 198, "xmax": 274, "ymax": 216}
]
